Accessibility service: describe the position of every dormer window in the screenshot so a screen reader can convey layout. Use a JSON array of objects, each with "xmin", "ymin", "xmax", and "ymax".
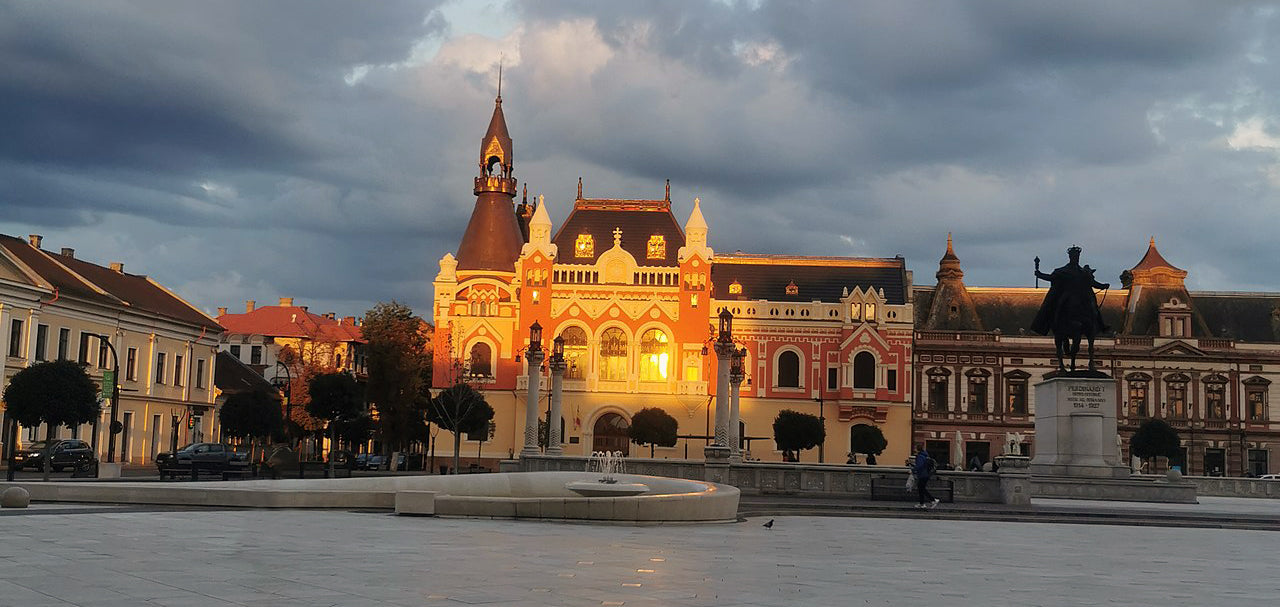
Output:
[
  {"xmin": 864, "ymin": 302, "xmax": 876, "ymax": 322},
  {"xmin": 574, "ymin": 233, "xmax": 594, "ymax": 258},
  {"xmin": 785, "ymin": 281, "xmax": 799, "ymax": 296},
  {"xmin": 646, "ymin": 235, "xmax": 666, "ymax": 259},
  {"xmin": 850, "ymin": 303, "xmax": 861, "ymax": 320},
  {"xmin": 728, "ymin": 280, "xmax": 743, "ymax": 295}
]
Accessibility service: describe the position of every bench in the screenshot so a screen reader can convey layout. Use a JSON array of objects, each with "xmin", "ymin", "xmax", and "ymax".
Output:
[{"xmin": 870, "ymin": 475, "xmax": 954, "ymax": 503}]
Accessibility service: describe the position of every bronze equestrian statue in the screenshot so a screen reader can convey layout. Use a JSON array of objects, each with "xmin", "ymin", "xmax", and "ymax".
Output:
[{"xmin": 1032, "ymin": 246, "xmax": 1110, "ymax": 374}]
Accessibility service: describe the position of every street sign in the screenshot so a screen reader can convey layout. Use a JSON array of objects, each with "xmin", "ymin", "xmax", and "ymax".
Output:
[{"xmin": 101, "ymin": 370, "xmax": 115, "ymax": 401}]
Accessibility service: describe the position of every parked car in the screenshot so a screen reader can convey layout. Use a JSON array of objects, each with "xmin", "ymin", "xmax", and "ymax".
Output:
[
  {"xmin": 362, "ymin": 453, "xmax": 406, "ymax": 471},
  {"xmin": 11, "ymin": 439, "xmax": 96, "ymax": 472},
  {"xmin": 1260, "ymin": 474, "xmax": 1280, "ymax": 481},
  {"xmin": 155, "ymin": 443, "xmax": 250, "ymax": 477}
]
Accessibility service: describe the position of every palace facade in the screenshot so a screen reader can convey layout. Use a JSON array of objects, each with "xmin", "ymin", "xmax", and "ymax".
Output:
[
  {"xmin": 432, "ymin": 95, "xmax": 914, "ymax": 465},
  {"xmin": 912, "ymin": 237, "xmax": 1280, "ymax": 476}
]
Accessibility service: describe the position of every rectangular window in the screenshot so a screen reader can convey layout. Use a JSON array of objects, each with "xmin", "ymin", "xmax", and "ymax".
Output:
[
  {"xmin": 928, "ymin": 375, "xmax": 948, "ymax": 412},
  {"xmin": 126, "ymin": 348, "xmax": 138, "ymax": 381},
  {"xmin": 195, "ymin": 359, "xmax": 206, "ymax": 389},
  {"xmin": 827, "ymin": 367, "xmax": 838, "ymax": 390},
  {"xmin": 8, "ymin": 319, "xmax": 22, "ymax": 357},
  {"xmin": 1247, "ymin": 389, "xmax": 1266, "ymax": 421},
  {"xmin": 887, "ymin": 369, "xmax": 898, "ymax": 392},
  {"xmin": 230, "ymin": 345, "xmax": 241, "ymax": 358},
  {"xmin": 1167, "ymin": 381, "xmax": 1187, "ymax": 418},
  {"xmin": 250, "ymin": 345, "xmax": 262, "ymax": 365},
  {"xmin": 78, "ymin": 332, "xmax": 90, "ymax": 364},
  {"xmin": 34, "ymin": 324, "xmax": 48, "ymax": 361},
  {"xmin": 1007, "ymin": 380, "xmax": 1028, "ymax": 415},
  {"xmin": 155, "ymin": 352, "xmax": 166, "ymax": 384},
  {"xmin": 968, "ymin": 377, "xmax": 988, "ymax": 413},
  {"xmin": 173, "ymin": 355, "xmax": 184, "ymax": 387},
  {"xmin": 1206, "ymin": 383, "xmax": 1226, "ymax": 419},
  {"xmin": 1129, "ymin": 380, "xmax": 1149, "ymax": 417},
  {"xmin": 57, "ymin": 328, "xmax": 70, "ymax": 360},
  {"xmin": 1248, "ymin": 449, "xmax": 1268, "ymax": 477},
  {"xmin": 98, "ymin": 339, "xmax": 109, "ymax": 368}
]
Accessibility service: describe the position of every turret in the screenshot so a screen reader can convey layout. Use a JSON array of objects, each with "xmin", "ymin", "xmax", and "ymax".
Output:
[{"xmin": 456, "ymin": 93, "xmax": 525, "ymax": 272}]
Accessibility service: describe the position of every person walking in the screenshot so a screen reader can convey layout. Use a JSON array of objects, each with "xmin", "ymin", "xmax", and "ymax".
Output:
[{"xmin": 913, "ymin": 445, "xmax": 940, "ymax": 509}]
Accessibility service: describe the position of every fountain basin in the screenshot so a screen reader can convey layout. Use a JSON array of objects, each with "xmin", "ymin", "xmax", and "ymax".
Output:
[{"xmin": 565, "ymin": 481, "xmax": 650, "ymax": 497}]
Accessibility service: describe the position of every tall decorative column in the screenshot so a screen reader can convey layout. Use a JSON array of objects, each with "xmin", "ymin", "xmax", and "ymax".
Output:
[
  {"xmin": 521, "ymin": 322, "xmax": 545, "ymax": 457},
  {"xmin": 728, "ymin": 347, "xmax": 745, "ymax": 462},
  {"xmin": 705, "ymin": 309, "xmax": 734, "ymax": 461},
  {"xmin": 547, "ymin": 335, "xmax": 566, "ymax": 456}
]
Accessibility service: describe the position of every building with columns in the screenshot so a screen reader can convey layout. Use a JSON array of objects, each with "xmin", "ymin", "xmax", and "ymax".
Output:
[
  {"xmin": 912, "ymin": 236, "xmax": 1280, "ymax": 476},
  {"xmin": 432, "ymin": 94, "xmax": 915, "ymax": 465},
  {"xmin": 0, "ymin": 233, "xmax": 223, "ymax": 465}
]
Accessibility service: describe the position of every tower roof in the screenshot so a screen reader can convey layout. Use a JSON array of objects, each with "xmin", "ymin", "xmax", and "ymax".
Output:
[
  {"xmin": 457, "ymin": 95, "xmax": 523, "ymax": 272},
  {"xmin": 480, "ymin": 96, "xmax": 513, "ymax": 169},
  {"xmin": 685, "ymin": 197, "xmax": 708, "ymax": 233},
  {"xmin": 1129, "ymin": 236, "xmax": 1182, "ymax": 273}
]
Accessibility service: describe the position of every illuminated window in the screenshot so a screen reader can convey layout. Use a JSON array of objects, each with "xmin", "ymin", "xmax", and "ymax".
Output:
[
  {"xmin": 785, "ymin": 281, "xmax": 799, "ymax": 296},
  {"xmin": 1206, "ymin": 379, "xmax": 1226, "ymax": 420},
  {"xmin": 1166, "ymin": 374, "xmax": 1188, "ymax": 418},
  {"xmin": 559, "ymin": 327, "xmax": 588, "ymax": 380},
  {"xmin": 1006, "ymin": 370, "xmax": 1029, "ymax": 415},
  {"xmin": 469, "ymin": 343, "xmax": 492, "ymax": 378},
  {"xmin": 728, "ymin": 281, "xmax": 742, "ymax": 295},
  {"xmin": 647, "ymin": 235, "xmax": 666, "ymax": 259},
  {"xmin": 1245, "ymin": 376, "xmax": 1270, "ymax": 421},
  {"xmin": 1128, "ymin": 375, "xmax": 1150, "ymax": 417},
  {"xmin": 639, "ymin": 329, "xmax": 670, "ymax": 381},
  {"xmin": 599, "ymin": 328, "xmax": 628, "ymax": 381},
  {"xmin": 850, "ymin": 303, "xmax": 861, "ymax": 321},
  {"xmin": 864, "ymin": 303, "xmax": 876, "ymax": 321},
  {"xmin": 690, "ymin": 293, "xmax": 699, "ymax": 307},
  {"xmin": 575, "ymin": 233, "xmax": 594, "ymax": 258}
]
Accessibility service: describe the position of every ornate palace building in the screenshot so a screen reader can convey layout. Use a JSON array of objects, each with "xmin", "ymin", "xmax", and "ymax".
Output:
[
  {"xmin": 913, "ymin": 236, "xmax": 1280, "ymax": 477},
  {"xmin": 432, "ymin": 95, "xmax": 915, "ymax": 464}
]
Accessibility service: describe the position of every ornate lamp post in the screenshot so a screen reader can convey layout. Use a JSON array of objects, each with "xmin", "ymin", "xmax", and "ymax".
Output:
[
  {"xmin": 521, "ymin": 322, "xmax": 545, "ymax": 457},
  {"xmin": 547, "ymin": 335, "xmax": 566, "ymax": 455},
  {"xmin": 272, "ymin": 360, "xmax": 292, "ymax": 446},
  {"xmin": 705, "ymin": 309, "xmax": 734, "ymax": 459},
  {"xmin": 93, "ymin": 334, "xmax": 121, "ymax": 464}
]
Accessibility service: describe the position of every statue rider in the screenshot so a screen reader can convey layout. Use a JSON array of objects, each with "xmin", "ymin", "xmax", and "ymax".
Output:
[{"xmin": 1031, "ymin": 246, "xmax": 1110, "ymax": 373}]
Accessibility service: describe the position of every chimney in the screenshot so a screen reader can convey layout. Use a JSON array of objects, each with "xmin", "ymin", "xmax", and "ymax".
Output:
[
  {"xmin": 279, "ymin": 297, "xmax": 294, "ymax": 306},
  {"xmin": 299, "ymin": 305, "xmax": 308, "ymax": 312},
  {"xmin": 109, "ymin": 262, "xmax": 124, "ymax": 273},
  {"xmin": 343, "ymin": 316, "xmax": 356, "ymax": 326},
  {"xmin": 245, "ymin": 300, "xmax": 256, "ymax": 313},
  {"xmin": 217, "ymin": 307, "xmax": 228, "ymax": 316},
  {"xmin": 325, "ymin": 312, "xmax": 335, "ymax": 320},
  {"xmin": 28, "ymin": 234, "xmax": 42, "ymax": 248},
  {"xmin": 60, "ymin": 247, "xmax": 75, "ymax": 258}
]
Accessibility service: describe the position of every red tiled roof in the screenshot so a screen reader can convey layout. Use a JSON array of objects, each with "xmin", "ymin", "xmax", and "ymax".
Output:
[{"xmin": 218, "ymin": 305, "xmax": 364, "ymax": 343}]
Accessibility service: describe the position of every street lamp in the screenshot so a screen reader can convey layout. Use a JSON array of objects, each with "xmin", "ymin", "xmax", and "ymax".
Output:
[
  {"xmin": 813, "ymin": 395, "xmax": 825, "ymax": 464},
  {"xmin": 92, "ymin": 334, "xmax": 121, "ymax": 464},
  {"xmin": 273, "ymin": 360, "xmax": 292, "ymax": 446}
]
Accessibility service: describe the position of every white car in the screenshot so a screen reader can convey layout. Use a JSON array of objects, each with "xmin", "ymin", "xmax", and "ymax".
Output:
[{"xmin": 1259, "ymin": 474, "xmax": 1280, "ymax": 481}]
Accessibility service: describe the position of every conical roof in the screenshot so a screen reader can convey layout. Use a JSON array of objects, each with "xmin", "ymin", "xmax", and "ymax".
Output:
[{"xmin": 1129, "ymin": 236, "xmax": 1182, "ymax": 273}]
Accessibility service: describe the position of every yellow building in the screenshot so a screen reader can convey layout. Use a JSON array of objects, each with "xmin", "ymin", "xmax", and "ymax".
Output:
[{"xmin": 1, "ymin": 233, "xmax": 223, "ymax": 465}]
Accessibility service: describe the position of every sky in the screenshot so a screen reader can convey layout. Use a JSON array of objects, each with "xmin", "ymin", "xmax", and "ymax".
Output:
[{"xmin": 2, "ymin": 1, "xmax": 1280, "ymax": 321}]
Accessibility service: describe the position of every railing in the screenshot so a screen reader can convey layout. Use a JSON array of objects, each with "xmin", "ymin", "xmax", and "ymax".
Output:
[
  {"xmin": 553, "ymin": 267, "xmax": 600, "ymax": 285},
  {"xmin": 1204, "ymin": 420, "xmax": 1228, "ymax": 430},
  {"xmin": 1199, "ymin": 338, "xmax": 1234, "ymax": 349},
  {"xmin": 1116, "ymin": 336, "xmax": 1154, "ymax": 347},
  {"xmin": 915, "ymin": 331, "xmax": 999, "ymax": 342},
  {"xmin": 925, "ymin": 411, "xmax": 950, "ymax": 420}
]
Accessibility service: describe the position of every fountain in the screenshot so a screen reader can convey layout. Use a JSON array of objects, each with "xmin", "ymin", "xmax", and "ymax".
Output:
[{"xmin": 564, "ymin": 451, "xmax": 650, "ymax": 497}]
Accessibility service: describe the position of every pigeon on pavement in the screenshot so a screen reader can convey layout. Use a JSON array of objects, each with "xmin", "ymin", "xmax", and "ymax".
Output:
[{"xmin": 762, "ymin": 519, "xmax": 774, "ymax": 529}]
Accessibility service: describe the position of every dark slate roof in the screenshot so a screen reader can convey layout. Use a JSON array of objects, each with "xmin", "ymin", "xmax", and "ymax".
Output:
[
  {"xmin": 915, "ymin": 286, "xmax": 1125, "ymax": 335},
  {"xmin": 1192, "ymin": 293, "xmax": 1280, "ymax": 342},
  {"xmin": 713, "ymin": 255, "xmax": 908, "ymax": 304},
  {"xmin": 214, "ymin": 351, "xmax": 276, "ymax": 394},
  {"xmin": 455, "ymin": 192, "xmax": 525, "ymax": 272},
  {"xmin": 0, "ymin": 234, "xmax": 221, "ymax": 331},
  {"xmin": 1120, "ymin": 284, "xmax": 1212, "ymax": 337},
  {"xmin": 552, "ymin": 199, "xmax": 685, "ymax": 267}
]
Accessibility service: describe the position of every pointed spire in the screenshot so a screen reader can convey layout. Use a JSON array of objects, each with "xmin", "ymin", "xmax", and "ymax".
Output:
[
  {"xmin": 1129, "ymin": 235, "xmax": 1183, "ymax": 275},
  {"xmin": 577, "ymin": 177, "xmax": 583, "ymax": 199},
  {"xmin": 942, "ymin": 232, "xmax": 958, "ymax": 261},
  {"xmin": 685, "ymin": 197, "xmax": 708, "ymax": 232},
  {"xmin": 665, "ymin": 179, "xmax": 671, "ymax": 201},
  {"xmin": 497, "ymin": 60, "xmax": 503, "ymax": 103},
  {"xmin": 936, "ymin": 233, "xmax": 963, "ymax": 281},
  {"xmin": 530, "ymin": 194, "xmax": 551, "ymax": 229}
]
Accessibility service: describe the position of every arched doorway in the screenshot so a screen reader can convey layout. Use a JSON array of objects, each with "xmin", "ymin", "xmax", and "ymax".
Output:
[{"xmin": 592, "ymin": 412, "xmax": 630, "ymax": 456}]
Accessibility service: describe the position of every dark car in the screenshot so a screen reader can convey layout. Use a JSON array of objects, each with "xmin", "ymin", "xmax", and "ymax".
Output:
[
  {"xmin": 11, "ymin": 439, "xmax": 97, "ymax": 472},
  {"xmin": 155, "ymin": 442, "xmax": 249, "ymax": 476}
]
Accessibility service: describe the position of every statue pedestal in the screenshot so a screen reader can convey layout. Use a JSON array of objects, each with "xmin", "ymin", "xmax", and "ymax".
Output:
[{"xmin": 1030, "ymin": 376, "xmax": 1129, "ymax": 479}]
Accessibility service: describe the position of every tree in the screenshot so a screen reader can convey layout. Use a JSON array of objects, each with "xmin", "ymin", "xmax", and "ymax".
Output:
[
  {"xmin": 426, "ymin": 383, "xmax": 494, "ymax": 474},
  {"xmin": 3, "ymin": 360, "xmax": 100, "ymax": 481},
  {"xmin": 849, "ymin": 424, "xmax": 888, "ymax": 458},
  {"xmin": 307, "ymin": 372, "xmax": 364, "ymax": 476},
  {"xmin": 1130, "ymin": 419, "xmax": 1182, "ymax": 470},
  {"xmin": 363, "ymin": 301, "xmax": 432, "ymax": 452},
  {"xmin": 219, "ymin": 388, "xmax": 284, "ymax": 463},
  {"xmin": 628, "ymin": 407, "xmax": 678, "ymax": 457},
  {"xmin": 772, "ymin": 409, "xmax": 825, "ymax": 461}
]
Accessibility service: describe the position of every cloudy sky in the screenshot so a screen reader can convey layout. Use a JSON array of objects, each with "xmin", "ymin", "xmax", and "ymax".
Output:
[{"xmin": 3, "ymin": 1, "xmax": 1279, "ymax": 320}]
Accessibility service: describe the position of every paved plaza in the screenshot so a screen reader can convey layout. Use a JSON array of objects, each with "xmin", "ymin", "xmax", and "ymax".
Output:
[{"xmin": 0, "ymin": 505, "xmax": 1276, "ymax": 607}]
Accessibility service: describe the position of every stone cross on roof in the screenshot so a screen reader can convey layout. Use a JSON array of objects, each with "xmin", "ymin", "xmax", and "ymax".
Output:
[{"xmin": 613, "ymin": 227, "xmax": 622, "ymax": 246}]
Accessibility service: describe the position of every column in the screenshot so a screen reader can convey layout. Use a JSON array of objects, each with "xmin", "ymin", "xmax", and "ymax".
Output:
[
  {"xmin": 521, "ymin": 348, "xmax": 545, "ymax": 456},
  {"xmin": 728, "ymin": 349, "xmax": 744, "ymax": 462},
  {"xmin": 548, "ymin": 355, "xmax": 565, "ymax": 456},
  {"xmin": 705, "ymin": 340, "xmax": 733, "ymax": 458}
]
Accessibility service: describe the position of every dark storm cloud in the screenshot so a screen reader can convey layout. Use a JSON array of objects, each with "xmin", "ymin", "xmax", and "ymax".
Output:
[{"xmin": 2, "ymin": 1, "xmax": 1279, "ymax": 320}]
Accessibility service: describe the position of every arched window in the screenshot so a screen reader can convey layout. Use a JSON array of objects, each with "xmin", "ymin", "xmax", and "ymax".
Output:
[
  {"xmin": 777, "ymin": 350, "xmax": 800, "ymax": 388},
  {"xmin": 559, "ymin": 327, "xmax": 588, "ymax": 380},
  {"xmin": 639, "ymin": 329, "xmax": 670, "ymax": 381},
  {"xmin": 853, "ymin": 351, "xmax": 876, "ymax": 389},
  {"xmin": 599, "ymin": 328, "xmax": 628, "ymax": 381},
  {"xmin": 592, "ymin": 412, "xmax": 630, "ymax": 455},
  {"xmin": 927, "ymin": 367, "xmax": 950, "ymax": 412},
  {"xmin": 469, "ymin": 342, "xmax": 492, "ymax": 378}
]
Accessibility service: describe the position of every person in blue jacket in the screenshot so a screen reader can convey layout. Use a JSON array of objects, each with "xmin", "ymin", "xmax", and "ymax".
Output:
[{"xmin": 913, "ymin": 445, "xmax": 940, "ymax": 509}]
